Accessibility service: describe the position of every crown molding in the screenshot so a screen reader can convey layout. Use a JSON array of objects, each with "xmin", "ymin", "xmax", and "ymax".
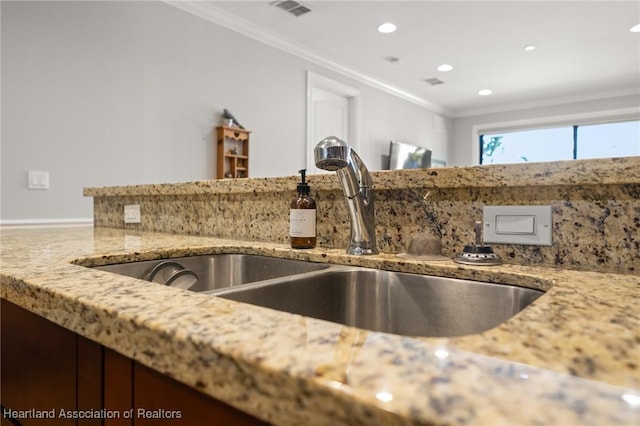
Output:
[
  {"xmin": 451, "ymin": 87, "xmax": 640, "ymax": 119},
  {"xmin": 163, "ymin": 1, "xmax": 448, "ymax": 115}
]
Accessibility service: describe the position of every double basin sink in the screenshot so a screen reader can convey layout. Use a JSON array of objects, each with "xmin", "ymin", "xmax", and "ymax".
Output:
[{"xmin": 95, "ymin": 254, "xmax": 543, "ymax": 338}]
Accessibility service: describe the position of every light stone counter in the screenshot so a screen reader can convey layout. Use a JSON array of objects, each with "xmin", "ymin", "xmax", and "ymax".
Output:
[
  {"xmin": 84, "ymin": 156, "xmax": 640, "ymax": 275},
  {"xmin": 1, "ymin": 226, "xmax": 638, "ymax": 426},
  {"xmin": 83, "ymin": 156, "xmax": 640, "ymax": 196}
]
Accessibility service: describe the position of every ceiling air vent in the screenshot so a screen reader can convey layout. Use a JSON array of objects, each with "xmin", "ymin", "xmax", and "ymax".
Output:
[
  {"xmin": 424, "ymin": 77, "xmax": 445, "ymax": 86},
  {"xmin": 271, "ymin": 0, "xmax": 311, "ymax": 17}
]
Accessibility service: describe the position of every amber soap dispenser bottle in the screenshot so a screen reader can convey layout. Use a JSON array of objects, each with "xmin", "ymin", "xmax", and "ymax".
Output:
[{"xmin": 289, "ymin": 169, "xmax": 317, "ymax": 249}]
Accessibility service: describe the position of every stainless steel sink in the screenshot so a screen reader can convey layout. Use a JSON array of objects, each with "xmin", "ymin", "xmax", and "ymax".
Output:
[
  {"xmin": 94, "ymin": 254, "xmax": 543, "ymax": 337},
  {"xmin": 213, "ymin": 268, "xmax": 544, "ymax": 337},
  {"xmin": 94, "ymin": 254, "xmax": 329, "ymax": 292}
]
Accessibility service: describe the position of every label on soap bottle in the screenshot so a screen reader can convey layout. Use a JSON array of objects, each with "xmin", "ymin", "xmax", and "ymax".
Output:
[{"xmin": 289, "ymin": 209, "xmax": 316, "ymax": 238}]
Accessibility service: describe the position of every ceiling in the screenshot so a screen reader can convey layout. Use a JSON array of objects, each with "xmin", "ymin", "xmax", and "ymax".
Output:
[{"xmin": 171, "ymin": 1, "xmax": 640, "ymax": 117}]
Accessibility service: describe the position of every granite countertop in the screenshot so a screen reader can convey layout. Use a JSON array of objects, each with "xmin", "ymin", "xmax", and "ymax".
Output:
[
  {"xmin": 1, "ymin": 226, "xmax": 638, "ymax": 425},
  {"xmin": 83, "ymin": 156, "xmax": 640, "ymax": 197}
]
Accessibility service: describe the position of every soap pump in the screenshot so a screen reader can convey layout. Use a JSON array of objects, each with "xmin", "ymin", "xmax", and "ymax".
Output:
[{"xmin": 289, "ymin": 169, "xmax": 317, "ymax": 249}]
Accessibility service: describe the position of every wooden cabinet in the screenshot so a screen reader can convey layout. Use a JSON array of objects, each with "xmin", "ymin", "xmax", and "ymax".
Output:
[
  {"xmin": 1, "ymin": 297, "xmax": 77, "ymax": 425},
  {"xmin": 134, "ymin": 362, "xmax": 266, "ymax": 426},
  {"xmin": 1, "ymin": 300, "xmax": 266, "ymax": 426},
  {"xmin": 104, "ymin": 349, "xmax": 134, "ymax": 426},
  {"xmin": 216, "ymin": 126, "xmax": 250, "ymax": 179}
]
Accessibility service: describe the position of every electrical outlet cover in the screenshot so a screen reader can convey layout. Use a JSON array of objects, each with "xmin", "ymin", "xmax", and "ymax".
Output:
[{"xmin": 124, "ymin": 204, "xmax": 141, "ymax": 224}]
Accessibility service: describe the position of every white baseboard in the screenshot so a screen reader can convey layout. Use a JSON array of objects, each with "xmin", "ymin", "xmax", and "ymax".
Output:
[{"xmin": 0, "ymin": 218, "xmax": 94, "ymax": 228}]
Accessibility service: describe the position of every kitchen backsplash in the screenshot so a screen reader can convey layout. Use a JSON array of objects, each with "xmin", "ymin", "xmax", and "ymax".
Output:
[{"xmin": 86, "ymin": 157, "xmax": 640, "ymax": 274}]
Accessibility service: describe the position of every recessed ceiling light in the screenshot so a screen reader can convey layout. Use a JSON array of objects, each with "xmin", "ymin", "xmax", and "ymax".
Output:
[
  {"xmin": 631, "ymin": 24, "xmax": 640, "ymax": 33},
  {"xmin": 524, "ymin": 45, "xmax": 536, "ymax": 51},
  {"xmin": 437, "ymin": 64, "xmax": 453, "ymax": 72},
  {"xmin": 478, "ymin": 89, "xmax": 493, "ymax": 96},
  {"xmin": 378, "ymin": 23, "xmax": 397, "ymax": 34}
]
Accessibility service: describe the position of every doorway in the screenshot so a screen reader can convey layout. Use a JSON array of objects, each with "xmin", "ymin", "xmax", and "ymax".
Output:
[{"xmin": 306, "ymin": 72, "xmax": 360, "ymax": 173}]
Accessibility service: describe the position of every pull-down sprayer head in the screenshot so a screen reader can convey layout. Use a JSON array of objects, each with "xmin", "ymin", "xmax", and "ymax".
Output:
[{"xmin": 314, "ymin": 136, "xmax": 351, "ymax": 171}]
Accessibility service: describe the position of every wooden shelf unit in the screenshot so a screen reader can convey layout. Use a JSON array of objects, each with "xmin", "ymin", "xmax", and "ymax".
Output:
[{"xmin": 216, "ymin": 125, "xmax": 250, "ymax": 179}]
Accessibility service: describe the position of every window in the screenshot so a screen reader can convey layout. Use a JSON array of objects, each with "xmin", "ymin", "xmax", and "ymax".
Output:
[
  {"xmin": 480, "ymin": 120, "xmax": 640, "ymax": 165},
  {"xmin": 577, "ymin": 121, "xmax": 640, "ymax": 159}
]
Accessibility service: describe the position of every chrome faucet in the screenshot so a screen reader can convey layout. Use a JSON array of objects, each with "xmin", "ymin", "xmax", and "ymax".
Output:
[{"xmin": 314, "ymin": 136, "xmax": 379, "ymax": 255}]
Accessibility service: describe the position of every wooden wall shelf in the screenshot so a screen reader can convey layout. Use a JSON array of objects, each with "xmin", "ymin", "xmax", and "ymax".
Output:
[{"xmin": 216, "ymin": 125, "xmax": 250, "ymax": 179}]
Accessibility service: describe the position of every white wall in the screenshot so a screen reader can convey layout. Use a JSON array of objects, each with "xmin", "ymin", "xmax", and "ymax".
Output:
[
  {"xmin": 1, "ymin": 1, "xmax": 447, "ymax": 222},
  {"xmin": 359, "ymin": 87, "xmax": 449, "ymax": 170},
  {"xmin": 449, "ymin": 94, "xmax": 640, "ymax": 166}
]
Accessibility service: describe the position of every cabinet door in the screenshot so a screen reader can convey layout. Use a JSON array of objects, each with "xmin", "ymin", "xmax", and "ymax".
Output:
[
  {"xmin": 77, "ymin": 336, "xmax": 104, "ymax": 425},
  {"xmin": 1, "ymin": 300, "xmax": 76, "ymax": 425},
  {"xmin": 1, "ymin": 299, "xmax": 269, "ymax": 426},
  {"xmin": 133, "ymin": 363, "xmax": 267, "ymax": 426},
  {"xmin": 104, "ymin": 348, "xmax": 133, "ymax": 426}
]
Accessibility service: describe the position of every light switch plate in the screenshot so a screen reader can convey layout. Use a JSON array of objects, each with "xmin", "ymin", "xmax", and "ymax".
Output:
[
  {"xmin": 28, "ymin": 171, "xmax": 50, "ymax": 190},
  {"xmin": 124, "ymin": 204, "xmax": 141, "ymax": 224},
  {"xmin": 483, "ymin": 205, "xmax": 552, "ymax": 246}
]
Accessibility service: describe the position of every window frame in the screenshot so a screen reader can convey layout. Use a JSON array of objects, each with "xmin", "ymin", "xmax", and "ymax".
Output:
[{"xmin": 472, "ymin": 107, "xmax": 640, "ymax": 165}]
